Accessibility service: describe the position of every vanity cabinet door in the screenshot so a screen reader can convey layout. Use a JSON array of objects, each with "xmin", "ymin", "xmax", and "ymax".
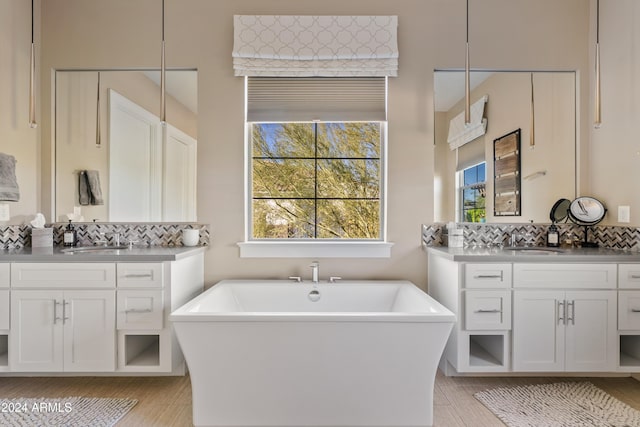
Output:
[
  {"xmin": 564, "ymin": 290, "xmax": 616, "ymax": 372},
  {"xmin": 10, "ymin": 290, "xmax": 115, "ymax": 372},
  {"xmin": 63, "ymin": 290, "xmax": 116, "ymax": 372},
  {"xmin": 10, "ymin": 290, "xmax": 64, "ymax": 371},
  {"xmin": 513, "ymin": 290, "xmax": 564, "ymax": 371},
  {"xmin": 513, "ymin": 290, "xmax": 616, "ymax": 372}
]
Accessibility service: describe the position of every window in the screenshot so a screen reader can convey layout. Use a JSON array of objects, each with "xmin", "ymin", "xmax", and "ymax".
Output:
[
  {"xmin": 240, "ymin": 76, "xmax": 392, "ymax": 257},
  {"xmin": 251, "ymin": 121, "xmax": 383, "ymax": 240},
  {"xmin": 459, "ymin": 162, "xmax": 486, "ymax": 223}
]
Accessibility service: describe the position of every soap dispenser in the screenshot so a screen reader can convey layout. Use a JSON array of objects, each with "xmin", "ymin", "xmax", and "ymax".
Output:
[
  {"xmin": 546, "ymin": 223, "xmax": 560, "ymax": 247},
  {"xmin": 63, "ymin": 220, "xmax": 77, "ymax": 247}
]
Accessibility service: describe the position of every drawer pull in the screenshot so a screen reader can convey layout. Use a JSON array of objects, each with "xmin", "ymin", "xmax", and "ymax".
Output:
[
  {"xmin": 474, "ymin": 274, "xmax": 502, "ymax": 279},
  {"xmin": 123, "ymin": 274, "xmax": 153, "ymax": 279},
  {"xmin": 631, "ymin": 275, "xmax": 640, "ymax": 279},
  {"xmin": 124, "ymin": 308, "xmax": 153, "ymax": 314},
  {"xmin": 474, "ymin": 309, "xmax": 502, "ymax": 313},
  {"xmin": 631, "ymin": 309, "xmax": 640, "ymax": 313}
]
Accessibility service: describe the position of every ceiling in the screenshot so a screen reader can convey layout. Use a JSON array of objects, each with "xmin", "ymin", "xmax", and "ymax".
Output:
[
  {"xmin": 143, "ymin": 70, "xmax": 198, "ymax": 114},
  {"xmin": 434, "ymin": 71, "xmax": 493, "ymax": 112}
]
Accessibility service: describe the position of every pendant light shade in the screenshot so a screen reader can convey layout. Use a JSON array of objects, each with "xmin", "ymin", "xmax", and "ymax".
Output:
[
  {"xmin": 96, "ymin": 72, "xmax": 101, "ymax": 147},
  {"xmin": 594, "ymin": 0, "xmax": 602, "ymax": 128},
  {"xmin": 160, "ymin": 0, "xmax": 166, "ymax": 125},
  {"xmin": 464, "ymin": 0, "xmax": 470, "ymax": 125},
  {"xmin": 29, "ymin": 0, "xmax": 37, "ymax": 129},
  {"xmin": 530, "ymin": 73, "xmax": 535, "ymax": 148}
]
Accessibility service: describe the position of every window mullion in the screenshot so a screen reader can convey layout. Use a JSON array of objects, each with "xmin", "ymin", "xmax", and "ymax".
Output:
[{"xmin": 314, "ymin": 123, "xmax": 319, "ymax": 238}]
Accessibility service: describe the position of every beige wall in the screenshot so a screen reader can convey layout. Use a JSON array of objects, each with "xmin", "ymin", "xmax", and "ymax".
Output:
[
  {"xmin": 16, "ymin": 0, "xmax": 589, "ymax": 289},
  {"xmin": 0, "ymin": 0, "xmax": 40, "ymax": 224}
]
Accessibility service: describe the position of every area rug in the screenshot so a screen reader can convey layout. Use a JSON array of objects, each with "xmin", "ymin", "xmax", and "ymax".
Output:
[
  {"xmin": 0, "ymin": 396, "xmax": 137, "ymax": 426},
  {"xmin": 474, "ymin": 381, "xmax": 640, "ymax": 427}
]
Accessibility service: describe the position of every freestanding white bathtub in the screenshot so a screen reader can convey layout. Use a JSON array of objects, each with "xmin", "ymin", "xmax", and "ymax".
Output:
[{"xmin": 170, "ymin": 280, "xmax": 455, "ymax": 427}]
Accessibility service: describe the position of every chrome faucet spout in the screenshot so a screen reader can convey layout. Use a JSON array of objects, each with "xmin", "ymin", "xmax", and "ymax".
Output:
[{"xmin": 310, "ymin": 261, "xmax": 319, "ymax": 284}]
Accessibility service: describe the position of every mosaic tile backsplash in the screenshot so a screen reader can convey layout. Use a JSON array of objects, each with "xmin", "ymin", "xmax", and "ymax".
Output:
[
  {"xmin": 422, "ymin": 223, "xmax": 640, "ymax": 251},
  {"xmin": 0, "ymin": 223, "xmax": 210, "ymax": 249}
]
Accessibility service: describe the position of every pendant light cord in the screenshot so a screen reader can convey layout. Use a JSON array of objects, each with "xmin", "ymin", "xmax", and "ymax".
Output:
[
  {"xmin": 464, "ymin": 0, "xmax": 471, "ymax": 124},
  {"xmin": 29, "ymin": 0, "xmax": 37, "ymax": 128},
  {"xmin": 596, "ymin": 0, "xmax": 600, "ymax": 44},
  {"xmin": 160, "ymin": 0, "xmax": 166, "ymax": 124}
]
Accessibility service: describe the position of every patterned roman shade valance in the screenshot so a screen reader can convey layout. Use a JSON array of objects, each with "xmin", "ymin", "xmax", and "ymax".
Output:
[
  {"xmin": 232, "ymin": 15, "xmax": 398, "ymax": 77},
  {"xmin": 448, "ymin": 95, "xmax": 489, "ymax": 150}
]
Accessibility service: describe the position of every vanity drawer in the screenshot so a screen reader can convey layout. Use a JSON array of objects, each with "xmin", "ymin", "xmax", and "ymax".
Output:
[
  {"xmin": 464, "ymin": 290, "xmax": 511, "ymax": 330},
  {"xmin": 618, "ymin": 265, "xmax": 640, "ymax": 289},
  {"xmin": 0, "ymin": 290, "xmax": 8, "ymax": 330},
  {"xmin": 117, "ymin": 263, "xmax": 163, "ymax": 288},
  {"xmin": 117, "ymin": 290, "xmax": 163, "ymax": 330},
  {"xmin": 619, "ymin": 291, "xmax": 640, "ymax": 330},
  {"xmin": 11, "ymin": 263, "xmax": 116, "ymax": 288},
  {"xmin": 0, "ymin": 264, "xmax": 9, "ymax": 288},
  {"xmin": 513, "ymin": 263, "xmax": 616, "ymax": 289},
  {"xmin": 464, "ymin": 264, "xmax": 512, "ymax": 288}
]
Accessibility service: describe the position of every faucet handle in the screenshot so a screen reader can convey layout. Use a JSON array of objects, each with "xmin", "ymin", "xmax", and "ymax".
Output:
[
  {"xmin": 107, "ymin": 232, "xmax": 121, "ymax": 245},
  {"xmin": 288, "ymin": 276, "xmax": 302, "ymax": 283},
  {"xmin": 94, "ymin": 232, "xmax": 108, "ymax": 246},
  {"xmin": 329, "ymin": 276, "xmax": 342, "ymax": 283}
]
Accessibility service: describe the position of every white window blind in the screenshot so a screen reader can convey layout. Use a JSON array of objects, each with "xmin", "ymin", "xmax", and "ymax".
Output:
[
  {"xmin": 233, "ymin": 15, "xmax": 398, "ymax": 77},
  {"xmin": 246, "ymin": 76, "xmax": 387, "ymax": 122}
]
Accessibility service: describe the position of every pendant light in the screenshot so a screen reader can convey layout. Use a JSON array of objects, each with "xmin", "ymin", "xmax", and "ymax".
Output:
[
  {"xmin": 464, "ymin": 0, "xmax": 470, "ymax": 125},
  {"xmin": 594, "ymin": 0, "xmax": 602, "ymax": 128},
  {"xmin": 160, "ymin": 0, "xmax": 166, "ymax": 125},
  {"xmin": 96, "ymin": 72, "xmax": 101, "ymax": 147},
  {"xmin": 530, "ymin": 73, "xmax": 535, "ymax": 148},
  {"xmin": 28, "ymin": 0, "xmax": 37, "ymax": 129}
]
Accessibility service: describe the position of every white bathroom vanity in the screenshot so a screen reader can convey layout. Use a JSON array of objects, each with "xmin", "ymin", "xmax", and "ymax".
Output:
[
  {"xmin": 0, "ymin": 246, "xmax": 204, "ymax": 376},
  {"xmin": 427, "ymin": 246, "xmax": 640, "ymax": 376}
]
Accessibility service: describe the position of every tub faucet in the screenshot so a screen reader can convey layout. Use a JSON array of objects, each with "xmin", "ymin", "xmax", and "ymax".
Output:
[{"xmin": 310, "ymin": 261, "xmax": 319, "ymax": 284}]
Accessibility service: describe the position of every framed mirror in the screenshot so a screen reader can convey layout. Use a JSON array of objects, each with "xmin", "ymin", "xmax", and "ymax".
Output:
[
  {"xmin": 54, "ymin": 69, "xmax": 198, "ymax": 223},
  {"xmin": 433, "ymin": 70, "xmax": 576, "ymax": 224}
]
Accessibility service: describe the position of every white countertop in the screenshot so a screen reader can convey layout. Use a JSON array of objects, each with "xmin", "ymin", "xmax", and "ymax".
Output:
[
  {"xmin": 426, "ymin": 245, "xmax": 640, "ymax": 263},
  {"xmin": 0, "ymin": 245, "xmax": 207, "ymax": 262}
]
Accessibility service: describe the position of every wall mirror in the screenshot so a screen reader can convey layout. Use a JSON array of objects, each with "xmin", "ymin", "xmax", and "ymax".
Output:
[
  {"xmin": 433, "ymin": 70, "xmax": 576, "ymax": 224},
  {"xmin": 54, "ymin": 69, "xmax": 198, "ymax": 223}
]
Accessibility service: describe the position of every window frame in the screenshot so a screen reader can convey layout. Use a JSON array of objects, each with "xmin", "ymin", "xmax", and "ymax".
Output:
[
  {"xmin": 239, "ymin": 77, "xmax": 393, "ymax": 258},
  {"xmin": 456, "ymin": 161, "xmax": 487, "ymax": 223},
  {"xmin": 241, "ymin": 122, "xmax": 391, "ymax": 258}
]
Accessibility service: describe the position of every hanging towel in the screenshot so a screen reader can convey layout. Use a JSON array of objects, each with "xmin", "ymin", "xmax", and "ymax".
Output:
[
  {"xmin": 78, "ymin": 170, "xmax": 104, "ymax": 205},
  {"xmin": 0, "ymin": 153, "xmax": 20, "ymax": 201},
  {"xmin": 79, "ymin": 171, "xmax": 90, "ymax": 205},
  {"xmin": 85, "ymin": 170, "xmax": 104, "ymax": 205}
]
